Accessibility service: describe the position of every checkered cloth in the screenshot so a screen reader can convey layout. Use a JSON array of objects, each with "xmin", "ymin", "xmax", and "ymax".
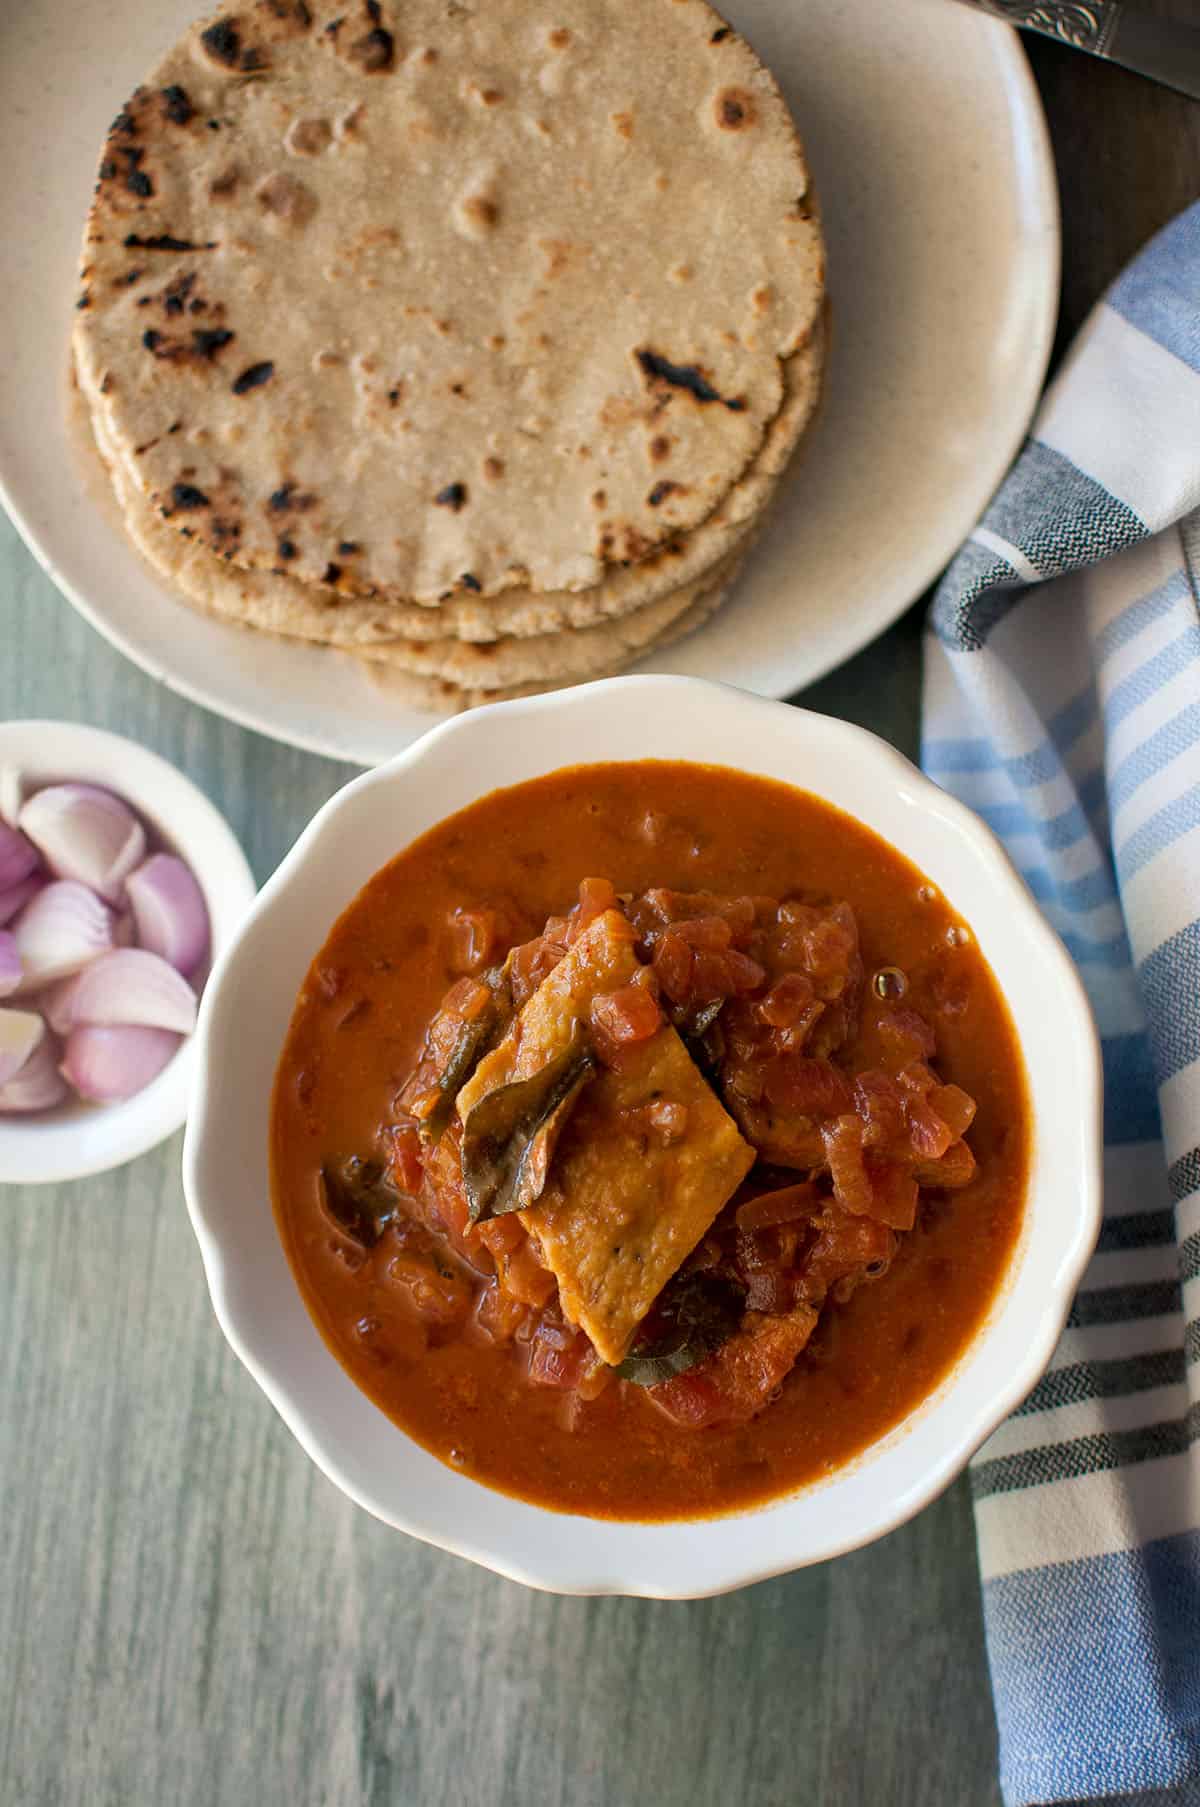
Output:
[{"xmin": 921, "ymin": 202, "xmax": 1200, "ymax": 1806}]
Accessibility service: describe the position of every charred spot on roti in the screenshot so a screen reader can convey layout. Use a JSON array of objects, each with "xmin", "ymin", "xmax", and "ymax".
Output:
[
  {"xmin": 649, "ymin": 434, "xmax": 672, "ymax": 463},
  {"xmin": 714, "ymin": 87, "xmax": 756, "ymax": 131},
  {"xmin": 636, "ymin": 348, "xmax": 745, "ymax": 413},
  {"xmin": 323, "ymin": 561, "xmax": 343, "ymax": 584},
  {"xmin": 268, "ymin": 481, "xmax": 316, "ymax": 512},
  {"xmin": 122, "ymin": 231, "xmax": 215, "ymax": 251},
  {"xmin": 170, "ymin": 482, "xmax": 210, "ymax": 510},
  {"xmin": 647, "ymin": 481, "xmax": 680, "ymax": 507},
  {"xmin": 77, "ymin": 293, "xmax": 92, "ymax": 310},
  {"xmin": 435, "ymin": 483, "xmax": 468, "ymax": 511},
  {"xmin": 142, "ymin": 329, "xmax": 162, "ymax": 351},
  {"xmin": 344, "ymin": 23, "xmax": 396, "ymax": 72},
  {"xmin": 338, "ymin": 539, "xmax": 360, "ymax": 555},
  {"xmin": 161, "ymin": 85, "xmax": 195, "ymax": 124},
  {"xmin": 199, "ymin": 20, "xmax": 243, "ymax": 68},
  {"xmin": 193, "ymin": 327, "xmax": 235, "ymax": 357},
  {"xmin": 161, "ymin": 271, "xmax": 197, "ymax": 314},
  {"xmin": 482, "ymin": 457, "xmax": 505, "ymax": 481},
  {"xmin": 278, "ymin": 537, "xmax": 298, "ymax": 558},
  {"xmin": 232, "ymin": 361, "xmax": 275, "ymax": 394},
  {"xmin": 459, "ymin": 572, "xmax": 482, "ymax": 592},
  {"xmin": 710, "ymin": 25, "xmax": 732, "ymax": 42}
]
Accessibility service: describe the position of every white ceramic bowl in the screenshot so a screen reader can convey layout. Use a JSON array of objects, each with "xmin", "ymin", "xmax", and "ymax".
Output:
[
  {"xmin": 1, "ymin": 720, "xmax": 256, "ymax": 1185},
  {"xmin": 183, "ymin": 677, "xmax": 1102, "ymax": 1597}
]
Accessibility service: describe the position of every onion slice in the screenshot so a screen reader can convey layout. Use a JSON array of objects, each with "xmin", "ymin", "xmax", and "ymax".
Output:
[
  {"xmin": 0, "ymin": 1007, "xmax": 44, "ymax": 1087},
  {"xmin": 19, "ymin": 784, "xmax": 146, "ymax": 903},
  {"xmin": 61, "ymin": 1024, "xmax": 180, "ymax": 1104},
  {"xmin": 126, "ymin": 855, "xmax": 211, "ymax": 977},
  {"xmin": 0, "ymin": 931, "xmax": 20, "ymax": 1000},
  {"xmin": 0, "ymin": 875, "xmax": 45, "ymax": 928},
  {"xmin": 0, "ymin": 822, "xmax": 39, "ymax": 892},
  {"xmin": 57, "ymin": 948, "xmax": 198, "ymax": 1035},
  {"xmin": 0, "ymin": 1024, "xmax": 68, "ymax": 1113},
  {"xmin": 13, "ymin": 881, "xmax": 114, "ymax": 991}
]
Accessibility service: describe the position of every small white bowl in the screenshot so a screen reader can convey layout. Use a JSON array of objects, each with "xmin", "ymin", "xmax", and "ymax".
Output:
[
  {"xmin": 0, "ymin": 719, "xmax": 256, "ymax": 1185},
  {"xmin": 183, "ymin": 677, "xmax": 1102, "ymax": 1597}
]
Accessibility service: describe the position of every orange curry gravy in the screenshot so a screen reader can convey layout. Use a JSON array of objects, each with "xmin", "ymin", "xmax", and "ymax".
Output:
[{"xmin": 271, "ymin": 762, "xmax": 1029, "ymax": 1520}]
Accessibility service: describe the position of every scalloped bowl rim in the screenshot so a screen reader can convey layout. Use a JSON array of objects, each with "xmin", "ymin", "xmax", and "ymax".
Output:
[
  {"xmin": 0, "ymin": 718, "xmax": 256, "ymax": 1184},
  {"xmin": 183, "ymin": 676, "xmax": 1102, "ymax": 1597}
]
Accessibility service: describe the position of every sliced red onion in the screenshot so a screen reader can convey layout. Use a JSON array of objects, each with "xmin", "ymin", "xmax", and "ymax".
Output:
[
  {"xmin": 0, "ymin": 875, "xmax": 45, "ymax": 928},
  {"xmin": 0, "ymin": 1023, "xmax": 69, "ymax": 1113},
  {"xmin": 126, "ymin": 854, "xmax": 211, "ymax": 977},
  {"xmin": 19, "ymin": 784, "xmax": 146, "ymax": 903},
  {"xmin": 0, "ymin": 1007, "xmax": 44, "ymax": 1087},
  {"xmin": 60, "ymin": 1024, "xmax": 180, "ymax": 1104},
  {"xmin": 13, "ymin": 882, "xmax": 114, "ymax": 992},
  {"xmin": 58, "ymin": 948, "xmax": 198, "ymax": 1035},
  {"xmin": 0, "ymin": 765, "xmax": 24, "ymax": 829},
  {"xmin": 0, "ymin": 931, "xmax": 20, "ymax": 1000},
  {"xmin": 0, "ymin": 822, "xmax": 40, "ymax": 892}
]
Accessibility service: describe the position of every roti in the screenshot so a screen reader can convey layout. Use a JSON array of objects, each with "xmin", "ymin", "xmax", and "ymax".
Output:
[
  {"xmin": 78, "ymin": 312, "xmax": 823, "ymax": 645},
  {"xmin": 87, "ymin": 372, "xmax": 746, "ymax": 689},
  {"xmin": 73, "ymin": 0, "xmax": 824, "ymax": 602}
]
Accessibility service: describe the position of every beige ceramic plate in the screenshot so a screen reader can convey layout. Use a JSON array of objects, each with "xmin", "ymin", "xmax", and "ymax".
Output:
[{"xmin": 0, "ymin": 0, "xmax": 1058, "ymax": 766}]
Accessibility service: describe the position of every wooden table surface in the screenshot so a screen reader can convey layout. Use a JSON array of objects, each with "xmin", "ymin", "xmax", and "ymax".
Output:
[{"xmin": 3, "ymin": 18, "xmax": 1197, "ymax": 1806}]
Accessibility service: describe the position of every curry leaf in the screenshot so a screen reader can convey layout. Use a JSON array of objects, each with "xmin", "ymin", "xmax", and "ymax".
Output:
[
  {"xmin": 614, "ymin": 1271, "xmax": 743, "ymax": 1387},
  {"xmin": 422, "ymin": 963, "xmax": 514, "ymax": 1142},
  {"xmin": 461, "ymin": 1022, "xmax": 597, "ymax": 1223},
  {"xmin": 319, "ymin": 1156, "xmax": 403, "ymax": 1248}
]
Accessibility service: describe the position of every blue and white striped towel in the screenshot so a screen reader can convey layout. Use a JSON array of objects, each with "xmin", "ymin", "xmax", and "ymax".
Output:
[{"xmin": 922, "ymin": 201, "xmax": 1200, "ymax": 1806}]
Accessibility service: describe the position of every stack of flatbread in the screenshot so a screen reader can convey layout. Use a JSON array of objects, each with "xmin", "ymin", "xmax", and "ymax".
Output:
[{"xmin": 73, "ymin": 0, "xmax": 826, "ymax": 711}]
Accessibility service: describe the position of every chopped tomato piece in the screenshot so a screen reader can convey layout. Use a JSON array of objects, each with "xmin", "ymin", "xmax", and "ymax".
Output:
[
  {"xmin": 386, "ymin": 1247, "xmax": 473, "ymax": 1329},
  {"xmin": 760, "ymin": 971, "xmax": 818, "ymax": 1029},
  {"xmin": 865, "ymin": 1161, "xmax": 918, "ymax": 1232},
  {"xmin": 475, "ymin": 1282, "xmax": 529, "ymax": 1344},
  {"xmin": 509, "ymin": 935, "xmax": 568, "ymax": 1007},
  {"xmin": 904, "ymin": 1090, "xmax": 955, "ymax": 1162},
  {"xmin": 651, "ymin": 1306, "xmax": 818, "ymax": 1428},
  {"xmin": 853, "ymin": 1069, "xmax": 908, "ymax": 1153},
  {"xmin": 566, "ymin": 877, "xmax": 620, "ymax": 944},
  {"xmin": 590, "ymin": 982, "xmax": 663, "ymax": 1052},
  {"xmin": 674, "ymin": 914, "xmax": 733, "ymax": 951},
  {"xmin": 726, "ymin": 949, "xmax": 766, "ymax": 992},
  {"xmin": 801, "ymin": 1207, "xmax": 895, "ymax": 1299},
  {"xmin": 930, "ymin": 1083, "xmax": 977, "ymax": 1140},
  {"xmin": 386, "ymin": 1124, "xmax": 425, "ymax": 1195},
  {"xmin": 763, "ymin": 1054, "xmax": 854, "ymax": 1118},
  {"xmin": 447, "ymin": 910, "xmax": 503, "ymax": 977},
  {"xmin": 916, "ymin": 1139, "xmax": 978, "ymax": 1188},
  {"xmin": 878, "ymin": 1007, "xmax": 937, "ymax": 1064},
  {"xmin": 653, "ymin": 931, "xmax": 694, "ymax": 1004},
  {"xmin": 528, "ymin": 1324, "xmax": 594, "ymax": 1390}
]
